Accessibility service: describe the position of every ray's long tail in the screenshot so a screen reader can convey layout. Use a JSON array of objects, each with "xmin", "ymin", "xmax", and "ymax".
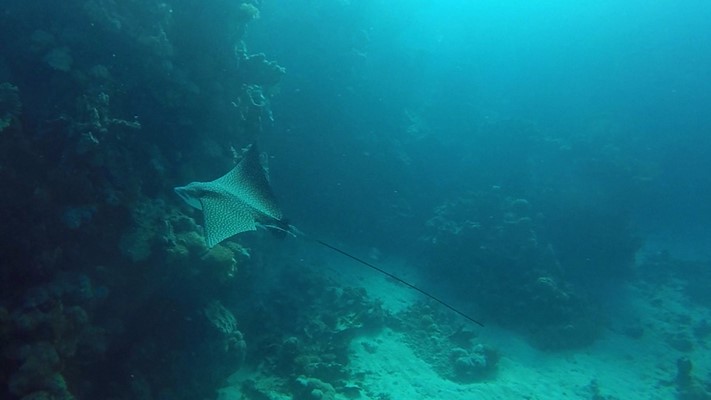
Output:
[{"xmin": 267, "ymin": 221, "xmax": 484, "ymax": 327}]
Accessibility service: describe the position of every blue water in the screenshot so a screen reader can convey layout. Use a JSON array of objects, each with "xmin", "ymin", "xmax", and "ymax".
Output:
[
  {"xmin": 1, "ymin": 1, "xmax": 710, "ymax": 399},
  {"xmin": 251, "ymin": 0, "xmax": 711, "ymax": 254}
]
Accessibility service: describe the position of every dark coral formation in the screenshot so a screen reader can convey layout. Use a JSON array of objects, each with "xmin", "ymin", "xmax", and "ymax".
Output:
[
  {"xmin": 227, "ymin": 265, "xmax": 389, "ymax": 399},
  {"xmin": 1, "ymin": 1, "xmax": 415, "ymax": 398},
  {"xmin": 3, "ymin": 273, "xmax": 107, "ymax": 400},
  {"xmin": 409, "ymin": 113, "xmax": 649, "ymax": 351},
  {"xmin": 396, "ymin": 302, "xmax": 499, "ymax": 383},
  {"xmin": 0, "ymin": 1, "xmax": 285, "ymax": 399},
  {"xmin": 674, "ymin": 357, "xmax": 711, "ymax": 400},
  {"xmin": 422, "ymin": 187, "xmax": 604, "ymax": 349}
]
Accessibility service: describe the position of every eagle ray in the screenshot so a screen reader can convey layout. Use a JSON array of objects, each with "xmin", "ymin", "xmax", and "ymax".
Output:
[
  {"xmin": 174, "ymin": 144, "xmax": 282, "ymax": 248},
  {"xmin": 174, "ymin": 144, "xmax": 484, "ymax": 327}
]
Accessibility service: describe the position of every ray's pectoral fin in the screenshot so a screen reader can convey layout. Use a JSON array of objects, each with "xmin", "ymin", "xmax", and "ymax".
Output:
[
  {"xmin": 199, "ymin": 192, "xmax": 258, "ymax": 248},
  {"xmin": 219, "ymin": 143, "xmax": 283, "ymax": 221}
]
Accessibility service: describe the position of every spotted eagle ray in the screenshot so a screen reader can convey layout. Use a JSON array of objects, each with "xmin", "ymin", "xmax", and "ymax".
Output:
[
  {"xmin": 174, "ymin": 145, "xmax": 484, "ymax": 327},
  {"xmin": 174, "ymin": 144, "xmax": 283, "ymax": 248}
]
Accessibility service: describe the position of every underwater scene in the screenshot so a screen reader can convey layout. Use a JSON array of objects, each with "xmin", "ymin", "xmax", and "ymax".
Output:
[{"xmin": 2, "ymin": 0, "xmax": 711, "ymax": 399}]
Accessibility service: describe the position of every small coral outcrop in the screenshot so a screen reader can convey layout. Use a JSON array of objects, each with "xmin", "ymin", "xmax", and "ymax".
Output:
[
  {"xmin": 396, "ymin": 301, "xmax": 499, "ymax": 383},
  {"xmin": 205, "ymin": 300, "xmax": 247, "ymax": 367},
  {"xmin": 675, "ymin": 357, "xmax": 711, "ymax": 400},
  {"xmin": 450, "ymin": 344, "xmax": 499, "ymax": 382},
  {"xmin": 423, "ymin": 189, "xmax": 602, "ymax": 349},
  {"xmin": 3, "ymin": 273, "xmax": 107, "ymax": 400},
  {"xmin": 293, "ymin": 376, "xmax": 337, "ymax": 400}
]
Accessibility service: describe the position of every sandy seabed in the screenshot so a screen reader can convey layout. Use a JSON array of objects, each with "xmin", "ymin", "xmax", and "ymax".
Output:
[{"xmin": 221, "ymin": 243, "xmax": 710, "ymax": 400}]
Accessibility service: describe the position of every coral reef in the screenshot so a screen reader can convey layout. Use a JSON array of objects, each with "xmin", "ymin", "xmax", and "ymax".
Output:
[
  {"xmin": 205, "ymin": 300, "xmax": 247, "ymax": 367},
  {"xmin": 212, "ymin": 264, "xmax": 392, "ymax": 399},
  {"xmin": 396, "ymin": 301, "xmax": 499, "ymax": 383},
  {"xmin": 205, "ymin": 300, "xmax": 239, "ymax": 336},
  {"xmin": 450, "ymin": 344, "xmax": 498, "ymax": 382},
  {"xmin": 2, "ymin": 273, "xmax": 107, "ymax": 400},
  {"xmin": 0, "ymin": 0, "xmax": 283, "ymax": 398},
  {"xmin": 422, "ymin": 188, "xmax": 602, "ymax": 349}
]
